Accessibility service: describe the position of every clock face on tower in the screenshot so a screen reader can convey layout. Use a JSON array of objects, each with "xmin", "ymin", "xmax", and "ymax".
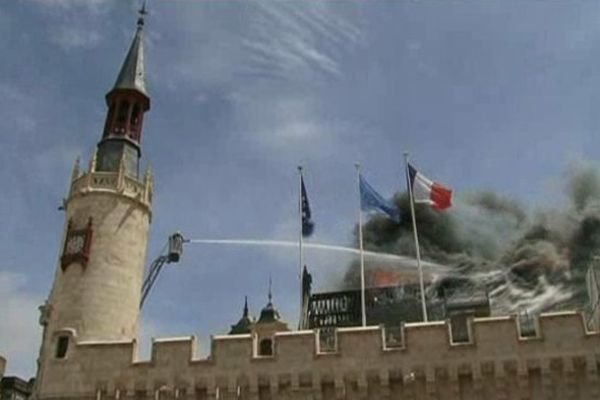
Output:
[
  {"xmin": 65, "ymin": 234, "xmax": 85, "ymax": 254},
  {"xmin": 61, "ymin": 218, "xmax": 93, "ymax": 271}
]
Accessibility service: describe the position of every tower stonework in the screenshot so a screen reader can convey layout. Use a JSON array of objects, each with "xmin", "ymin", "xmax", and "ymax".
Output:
[
  {"xmin": 47, "ymin": 157, "xmax": 152, "ymax": 341},
  {"xmin": 35, "ymin": 12, "xmax": 152, "ymax": 397}
]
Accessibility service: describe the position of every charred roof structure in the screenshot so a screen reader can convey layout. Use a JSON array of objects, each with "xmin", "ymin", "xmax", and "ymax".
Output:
[{"xmin": 304, "ymin": 280, "xmax": 490, "ymax": 335}]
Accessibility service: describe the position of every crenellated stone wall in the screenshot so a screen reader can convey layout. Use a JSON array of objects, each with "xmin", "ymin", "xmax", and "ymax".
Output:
[{"xmin": 35, "ymin": 311, "xmax": 600, "ymax": 400}]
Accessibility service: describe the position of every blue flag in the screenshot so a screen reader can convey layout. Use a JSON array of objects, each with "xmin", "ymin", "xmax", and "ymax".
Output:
[
  {"xmin": 301, "ymin": 176, "xmax": 314, "ymax": 237},
  {"xmin": 359, "ymin": 174, "xmax": 401, "ymax": 222}
]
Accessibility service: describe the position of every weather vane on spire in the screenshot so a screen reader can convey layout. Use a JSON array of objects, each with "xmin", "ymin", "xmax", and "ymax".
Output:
[{"xmin": 137, "ymin": 0, "xmax": 148, "ymax": 26}]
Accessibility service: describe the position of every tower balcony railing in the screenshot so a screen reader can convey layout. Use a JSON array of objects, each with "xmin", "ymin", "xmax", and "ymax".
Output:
[{"xmin": 69, "ymin": 168, "xmax": 152, "ymax": 209}]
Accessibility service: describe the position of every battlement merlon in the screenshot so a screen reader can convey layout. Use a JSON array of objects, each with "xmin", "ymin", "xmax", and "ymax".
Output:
[
  {"xmin": 67, "ymin": 154, "xmax": 153, "ymax": 216},
  {"xmin": 36, "ymin": 311, "xmax": 600, "ymax": 398}
]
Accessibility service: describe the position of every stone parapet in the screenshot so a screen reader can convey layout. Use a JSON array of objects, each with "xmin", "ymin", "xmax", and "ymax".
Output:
[
  {"xmin": 68, "ymin": 156, "xmax": 153, "ymax": 216},
  {"xmin": 36, "ymin": 311, "xmax": 600, "ymax": 400}
]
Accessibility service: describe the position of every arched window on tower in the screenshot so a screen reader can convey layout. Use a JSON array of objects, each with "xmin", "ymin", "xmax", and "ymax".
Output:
[
  {"xmin": 129, "ymin": 104, "xmax": 141, "ymax": 140},
  {"xmin": 115, "ymin": 100, "xmax": 130, "ymax": 133},
  {"xmin": 259, "ymin": 338, "xmax": 273, "ymax": 356},
  {"xmin": 103, "ymin": 102, "xmax": 116, "ymax": 137},
  {"xmin": 130, "ymin": 104, "xmax": 140, "ymax": 126}
]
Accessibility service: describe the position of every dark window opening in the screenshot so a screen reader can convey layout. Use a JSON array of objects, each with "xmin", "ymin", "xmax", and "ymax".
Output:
[
  {"xmin": 130, "ymin": 104, "xmax": 141, "ymax": 126},
  {"xmin": 55, "ymin": 336, "xmax": 69, "ymax": 359},
  {"xmin": 104, "ymin": 103, "xmax": 116, "ymax": 135},
  {"xmin": 259, "ymin": 338, "xmax": 273, "ymax": 356},
  {"xmin": 116, "ymin": 101, "xmax": 130, "ymax": 125}
]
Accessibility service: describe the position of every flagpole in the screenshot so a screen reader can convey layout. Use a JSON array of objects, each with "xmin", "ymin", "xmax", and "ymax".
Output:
[
  {"xmin": 355, "ymin": 163, "xmax": 367, "ymax": 327},
  {"xmin": 404, "ymin": 153, "xmax": 428, "ymax": 322},
  {"xmin": 298, "ymin": 166, "xmax": 305, "ymax": 329}
]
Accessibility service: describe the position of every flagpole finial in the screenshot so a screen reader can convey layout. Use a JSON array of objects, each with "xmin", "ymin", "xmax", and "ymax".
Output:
[
  {"xmin": 354, "ymin": 162, "xmax": 361, "ymax": 170},
  {"xmin": 297, "ymin": 165, "xmax": 303, "ymax": 172}
]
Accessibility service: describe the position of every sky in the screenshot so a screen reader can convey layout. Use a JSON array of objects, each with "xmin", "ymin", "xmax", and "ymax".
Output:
[{"xmin": 2, "ymin": 0, "xmax": 600, "ymax": 378}]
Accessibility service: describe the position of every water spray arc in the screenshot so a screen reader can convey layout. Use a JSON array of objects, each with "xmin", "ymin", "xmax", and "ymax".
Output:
[
  {"xmin": 138, "ymin": 235, "xmax": 451, "ymax": 309},
  {"xmin": 186, "ymin": 238, "xmax": 448, "ymax": 270}
]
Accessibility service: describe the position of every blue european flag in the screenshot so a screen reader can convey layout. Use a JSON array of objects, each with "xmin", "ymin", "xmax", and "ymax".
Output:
[
  {"xmin": 359, "ymin": 174, "xmax": 401, "ymax": 222},
  {"xmin": 301, "ymin": 176, "xmax": 315, "ymax": 237}
]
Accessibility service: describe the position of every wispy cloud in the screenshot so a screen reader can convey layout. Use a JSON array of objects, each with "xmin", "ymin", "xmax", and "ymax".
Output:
[
  {"xmin": 0, "ymin": 83, "xmax": 37, "ymax": 134},
  {"xmin": 162, "ymin": 1, "xmax": 363, "ymax": 89},
  {"xmin": 0, "ymin": 272, "xmax": 41, "ymax": 378},
  {"xmin": 30, "ymin": 0, "xmax": 116, "ymax": 51},
  {"xmin": 50, "ymin": 25, "xmax": 102, "ymax": 50},
  {"xmin": 30, "ymin": 0, "xmax": 113, "ymax": 12},
  {"xmin": 242, "ymin": 2, "xmax": 363, "ymax": 79}
]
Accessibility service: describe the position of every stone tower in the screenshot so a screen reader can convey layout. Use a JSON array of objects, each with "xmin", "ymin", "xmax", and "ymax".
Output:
[{"xmin": 35, "ymin": 8, "xmax": 152, "ymax": 385}]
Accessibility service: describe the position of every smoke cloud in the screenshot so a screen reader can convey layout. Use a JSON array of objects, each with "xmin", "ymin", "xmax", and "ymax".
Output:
[{"xmin": 344, "ymin": 162, "xmax": 600, "ymax": 316}]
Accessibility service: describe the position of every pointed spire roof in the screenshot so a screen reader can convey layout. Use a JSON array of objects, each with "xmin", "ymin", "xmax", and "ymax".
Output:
[
  {"xmin": 258, "ymin": 275, "xmax": 281, "ymax": 324},
  {"xmin": 111, "ymin": 4, "xmax": 148, "ymax": 97},
  {"xmin": 229, "ymin": 296, "xmax": 254, "ymax": 335},
  {"xmin": 243, "ymin": 295, "xmax": 249, "ymax": 318}
]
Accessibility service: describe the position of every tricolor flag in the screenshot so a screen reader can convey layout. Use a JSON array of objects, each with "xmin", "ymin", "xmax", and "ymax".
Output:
[
  {"xmin": 408, "ymin": 163, "xmax": 452, "ymax": 210},
  {"xmin": 301, "ymin": 176, "xmax": 315, "ymax": 237}
]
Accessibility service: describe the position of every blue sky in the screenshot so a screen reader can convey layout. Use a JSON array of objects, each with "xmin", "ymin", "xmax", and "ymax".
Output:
[{"xmin": 2, "ymin": 0, "xmax": 600, "ymax": 378}]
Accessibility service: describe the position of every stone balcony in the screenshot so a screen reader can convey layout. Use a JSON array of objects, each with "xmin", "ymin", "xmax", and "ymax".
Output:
[{"xmin": 67, "ymin": 158, "xmax": 153, "ymax": 214}]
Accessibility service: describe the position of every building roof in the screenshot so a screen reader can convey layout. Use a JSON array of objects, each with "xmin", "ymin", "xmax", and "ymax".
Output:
[
  {"xmin": 229, "ymin": 296, "xmax": 254, "ymax": 334},
  {"xmin": 111, "ymin": 12, "xmax": 147, "ymax": 97},
  {"xmin": 1, "ymin": 376, "xmax": 34, "ymax": 396},
  {"xmin": 258, "ymin": 300, "xmax": 281, "ymax": 324},
  {"xmin": 258, "ymin": 278, "xmax": 281, "ymax": 324}
]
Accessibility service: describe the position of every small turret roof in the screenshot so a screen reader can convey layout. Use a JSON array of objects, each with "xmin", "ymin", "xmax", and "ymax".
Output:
[
  {"xmin": 229, "ymin": 296, "xmax": 254, "ymax": 335},
  {"xmin": 258, "ymin": 301, "xmax": 281, "ymax": 324},
  {"xmin": 258, "ymin": 276, "xmax": 281, "ymax": 324}
]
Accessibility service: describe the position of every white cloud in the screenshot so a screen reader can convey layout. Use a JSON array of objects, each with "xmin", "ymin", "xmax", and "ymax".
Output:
[
  {"xmin": 0, "ymin": 83, "xmax": 37, "ymax": 133},
  {"xmin": 50, "ymin": 26, "xmax": 102, "ymax": 50},
  {"xmin": 28, "ymin": 0, "xmax": 114, "ymax": 51},
  {"xmin": 30, "ymin": 0, "xmax": 112, "ymax": 12},
  {"xmin": 0, "ymin": 271, "xmax": 42, "ymax": 379},
  {"xmin": 161, "ymin": 2, "xmax": 363, "ymax": 90},
  {"xmin": 242, "ymin": 2, "xmax": 363, "ymax": 79},
  {"xmin": 29, "ymin": 144, "xmax": 82, "ymax": 187},
  {"xmin": 226, "ymin": 92, "xmax": 324, "ymax": 147}
]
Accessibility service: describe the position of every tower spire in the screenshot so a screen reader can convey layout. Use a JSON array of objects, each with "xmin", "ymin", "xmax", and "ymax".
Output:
[
  {"xmin": 111, "ymin": 3, "xmax": 148, "ymax": 97},
  {"xmin": 97, "ymin": 6, "xmax": 151, "ymax": 177}
]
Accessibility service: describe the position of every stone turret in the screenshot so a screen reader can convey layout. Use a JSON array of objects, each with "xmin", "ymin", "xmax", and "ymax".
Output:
[
  {"xmin": 35, "ymin": 8, "xmax": 153, "ymax": 399},
  {"xmin": 253, "ymin": 279, "xmax": 289, "ymax": 356}
]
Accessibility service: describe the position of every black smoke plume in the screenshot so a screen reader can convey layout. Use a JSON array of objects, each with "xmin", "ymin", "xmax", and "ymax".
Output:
[{"xmin": 343, "ymin": 163, "xmax": 600, "ymax": 316}]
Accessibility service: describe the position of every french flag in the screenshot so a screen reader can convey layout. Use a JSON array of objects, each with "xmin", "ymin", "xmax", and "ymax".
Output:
[{"xmin": 408, "ymin": 163, "xmax": 452, "ymax": 210}]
